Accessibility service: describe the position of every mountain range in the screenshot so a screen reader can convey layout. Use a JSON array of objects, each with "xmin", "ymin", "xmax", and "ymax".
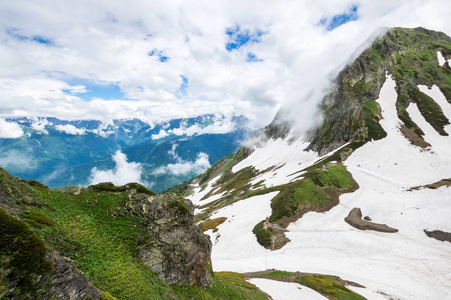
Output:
[
  {"xmin": 0, "ymin": 114, "xmax": 252, "ymax": 192},
  {"xmin": 0, "ymin": 27, "xmax": 450, "ymax": 299}
]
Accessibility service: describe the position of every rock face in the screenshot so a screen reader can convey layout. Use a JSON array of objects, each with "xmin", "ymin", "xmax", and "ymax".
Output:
[
  {"xmin": 126, "ymin": 192, "xmax": 214, "ymax": 287},
  {"xmin": 39, "ymin": 252, "xmax": 101, "ymax": 300},
  {"xmin": 345, "ymin": 208, "xmax": 398, "ymax": 233},
  {"xmin": 0, "ymin": 204, "xmax": 101, "ymax": 300}
]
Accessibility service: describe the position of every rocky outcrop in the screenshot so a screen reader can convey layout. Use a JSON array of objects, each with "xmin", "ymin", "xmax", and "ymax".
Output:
[
  {"xmin": 126, "ymin": 193, "xmax": 214, "ymax": 287},
  {"xmin": 39, "ymin": 252, "xmax": 101, "ymax": 300},
  {"xmin": 345, "ymin": 208, "xmax": 398, "ymax": 233},
  {"xmin": 0, "ymin": 206, "xmax": 101, "ymax": 300}
]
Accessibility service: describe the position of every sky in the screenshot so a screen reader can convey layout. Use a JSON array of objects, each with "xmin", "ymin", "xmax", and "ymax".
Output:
[{"xmin": 0, "ymin": 0, "xmax": 450, "ymax": 130}]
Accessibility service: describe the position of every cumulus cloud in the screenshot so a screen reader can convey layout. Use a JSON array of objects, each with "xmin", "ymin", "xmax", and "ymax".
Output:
[
  {"xmin": 154, "ymin": 143, "xmax": 211, "ymax": 176},
  {"xmin": 30, "ymin": 118, "xmax": 50, "ymax": 134},
  {"xmin": 163, "ymin": 153, "xmax": 211, "ymax": 176},
  {"xmin": 88, "ymin": 150, "xmax": 143, "ymax": 186},
  {"xmin": 54, "ymin": 124, "xmax": 86, "ymax": 135},
  {"xmin": 0, "ymin": 118, "xmax": 23, "ymax": 138},
  {"xmin": 151, "ymin": 129, "xmax": 169, "ymax": 140},
  {"xmin": 151, "ymin": 114, "xmax": 238, "ymax": 140},
  {"xmin": 0, "ymin": 1, "xmax": 450, "ymax": 131}
]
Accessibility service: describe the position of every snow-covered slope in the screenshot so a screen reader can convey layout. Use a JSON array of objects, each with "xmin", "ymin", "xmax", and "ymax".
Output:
[
  {"xmin": 190, "ymin": 75, "xmax": 451, "ymax": 300},
  {"xmin": 185, "ymin": 28, "xmax": 451, "ymax": 299}
]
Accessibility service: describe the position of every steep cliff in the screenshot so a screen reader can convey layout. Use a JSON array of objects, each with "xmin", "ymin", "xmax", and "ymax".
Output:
[{"xmin": 125, "ymin": 192, "xmax": 214, "ymax": 287}]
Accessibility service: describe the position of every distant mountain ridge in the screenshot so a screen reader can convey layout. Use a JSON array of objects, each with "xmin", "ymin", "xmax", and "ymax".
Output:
[{"xmin": 0, "ymin": 114, "xmax": 253, "ymax": 192}]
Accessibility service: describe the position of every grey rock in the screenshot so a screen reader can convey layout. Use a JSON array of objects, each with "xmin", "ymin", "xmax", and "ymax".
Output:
[
  {"xmin": 39, "ymin": 251, "xmax": 101, "ymax": 300},
  {"xmin": 345, "ymin": 208, "xmax": 398, "ymax": 233},
  {"xmin": 127, "ymin": 193, "xmax": 214, "ymax": 287}
]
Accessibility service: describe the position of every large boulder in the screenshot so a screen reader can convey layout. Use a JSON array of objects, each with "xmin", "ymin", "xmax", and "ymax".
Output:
[{"xmin": 126, "ymin": 193, "xmax": 214, "ymax": 287}]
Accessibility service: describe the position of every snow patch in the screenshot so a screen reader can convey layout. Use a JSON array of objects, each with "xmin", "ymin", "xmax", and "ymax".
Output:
[
  {"xmin": 232, "ymin": 138, "xmax": 319, "ymax": 187},
  {"xmin": 418, "ymin": 85, "xmax": 451, "ymax": 134},
  {"xmin": 205, "ymin": 192, "xmax": 279, "ymax": 272},
  {"xmin": 187, "ymin": 175, "xmax": 221, "ymax": 206},
  {"xmin": 248, "ymin": 278, "xmax": 327, "ymax": 300},
  {"xmin": 437, "ymin": 51, "xmax": 447, "ymax": 66}
]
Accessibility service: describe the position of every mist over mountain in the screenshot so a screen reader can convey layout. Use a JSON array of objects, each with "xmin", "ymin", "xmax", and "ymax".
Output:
[
  {"xmin": 176, "ymin": 27, "xmax": 451, "ymax": 299},
  {"xmin": 0, "ymin": 114, "xmax": 253, "ymax": 192}
]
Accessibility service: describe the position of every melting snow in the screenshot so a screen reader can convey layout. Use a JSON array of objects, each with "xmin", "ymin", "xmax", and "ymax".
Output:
[
  {"xmin": 248, "ymin": 278, "xmax": 327, "ymax": 300},
  {"xmin": 436, "ymin": 51, "xmax": 449, "ymax": 66},
  {"xmin": 193, "ymin": 75, "xmax": 451, "ymax": 299}
]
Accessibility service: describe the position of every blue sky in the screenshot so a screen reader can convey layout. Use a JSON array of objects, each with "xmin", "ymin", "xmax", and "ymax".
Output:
[
  {"xmin": 320, "ymin": 5, "xmax": 359, "ymax": 31},
  {"xmin": 62, "ymin": 78, "xmax": 127, "ymax": 101},
  {"xmin": 0, "ymin": 0, "xmax": 449, "ymax": 126}
]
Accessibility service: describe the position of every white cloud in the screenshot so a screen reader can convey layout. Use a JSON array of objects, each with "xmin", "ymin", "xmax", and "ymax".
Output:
[
  {"xmin": 0, "ymin": 118, "xmax": 23, "ymax": 138},
  {"xmin": 151, "ymin": 129, "xmax": 169, "ymax": 140},
  {"xmin": 154, "ymin": 143, "xmax": 211, "ymax": 176},
  {"xmin": 0, "ymin": 150, "xmax": 34, "ymax": 171},
  {"xmin": 164, "ymin": 152, "xmax": 211, "ymax": 176},
  {"xmin": 0, "ymin": 1, "xmax": 450, "ymax": 131},
  {"xmin": 54, "ymin": 124, "xmax": 86, "ymax": 135},
  {"xmin": 30, "ymin": 117, "xmax": 50, "ymax": 134},
  {"xmin": 88, "ymin": 150, "xmax": 143, "ymax": 186}
]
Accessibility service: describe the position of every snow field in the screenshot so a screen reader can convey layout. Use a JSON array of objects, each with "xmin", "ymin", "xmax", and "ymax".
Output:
[
  {"xmin": 198, "ymin": 75, "xmax": 451, "ymax": 299},
  {"xmin": 232, "ymin": 137, "xmax": 320, "ymax": 187},
  {"xmin": 247, "ymin": 278, "xmax": 327, "ymax": 300},
  {"xmin": 436, "ymin": 51, "xmax": 450, "ymax": 67}
]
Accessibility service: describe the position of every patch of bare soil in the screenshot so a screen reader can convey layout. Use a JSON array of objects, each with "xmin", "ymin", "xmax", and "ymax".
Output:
[
  {"xmin": 408, "ymin": 178, "xmax": 451, "ymax": 191},
  {"xmin": 424, "ymin": 230, "xmax": 451, "ymax": 243},
  {"xmin": 269, "ymin": 224, "xmax": 290, "ymax": 250},
  {"xmin": 345, "ymin": 208, "xmax": 398, "ymax": 233},
  {"xmin": 399, "ymin": 125, "xmax": 430, "ymax": 148}
]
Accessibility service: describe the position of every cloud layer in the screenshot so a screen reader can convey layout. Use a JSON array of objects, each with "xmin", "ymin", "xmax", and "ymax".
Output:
[
  {"xmin": 154, "ymin": 143, "xmax": 211, "ymax": 176},
  {"xmin": 0, "ymin": 118, "xmax": 23, "ymax": 138},
  {"xmin": 1, "ymin": 1, "xmax": 450, "ymax": 131},
  {"xmin": 89, "ymin": 150, "xmax": 143, "ymax": 186}
]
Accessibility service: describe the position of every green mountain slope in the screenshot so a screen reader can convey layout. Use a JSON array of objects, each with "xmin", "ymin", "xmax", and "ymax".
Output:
[{"xmin": 0, "ymin": 167, "xmax": 269, "ymax": 299}]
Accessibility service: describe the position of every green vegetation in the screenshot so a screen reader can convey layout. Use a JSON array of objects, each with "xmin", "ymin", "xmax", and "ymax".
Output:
[
  {"xmin": 163, "ymin": 180, "xmax": 190, "ymax": 196},
  {"xmin": 169, "ymin": 199, "xmax": 190, "ymax": 215},
  {"xmin": 88, "ymin": 181, "xmax": 156, "ymax": 195},
  {"xmin": 392, "ymin": 41, "xmax": 451, "ymax": 137},
  {"xmin": 361, "ymin": 100, "xmax": 380, "ymax": 116},
  {"xmin": 269, "ymin": 165, "xmax": 356, "ymax": 224},
  {"xmin": 246, "ymin": 270, "xmax": 365, "ymax": 300},
  {"xmin": 252, "ymin": 221, "xmax": 272, "ymax": 248},
  {"xmin": 21, "ymin": 210, "xmax": 56, "ymax": 228},
  {"xmin": 199, "ymin": 217, "xmax": 227, "ymax": 232},
  {"xmin": 297, "ymin": 275, "xmax": 365, "ymax": 300},
  {"xmin": 249, "ymin": 165, "xmax": 358, "ymax": 248},
  {"xmin": 0, "ymin": 168, "xmax": 269, "ymax": 299},
  {"xmin": 174, "ymin": 272, "xmax": 269, "ymax": 300},
  {"xmin": 100, "ymin": 291, "xmax": 118, "ymax": 300},
  {"xmin": 0, "ymin": 208, "xmax": 53, "ymax": 297},
  {"xmin": 309, "ymin": 27, "xmax": 451, "ymax": 155},
  {"xmin": 216, "ymin": 147, "xmax": 252, "ymax": 185}
]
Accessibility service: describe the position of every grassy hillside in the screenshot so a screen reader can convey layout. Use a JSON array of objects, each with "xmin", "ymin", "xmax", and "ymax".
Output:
[{"xmin": 0, "ymin": 168, "xmax": 268, "ymax": 299}]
